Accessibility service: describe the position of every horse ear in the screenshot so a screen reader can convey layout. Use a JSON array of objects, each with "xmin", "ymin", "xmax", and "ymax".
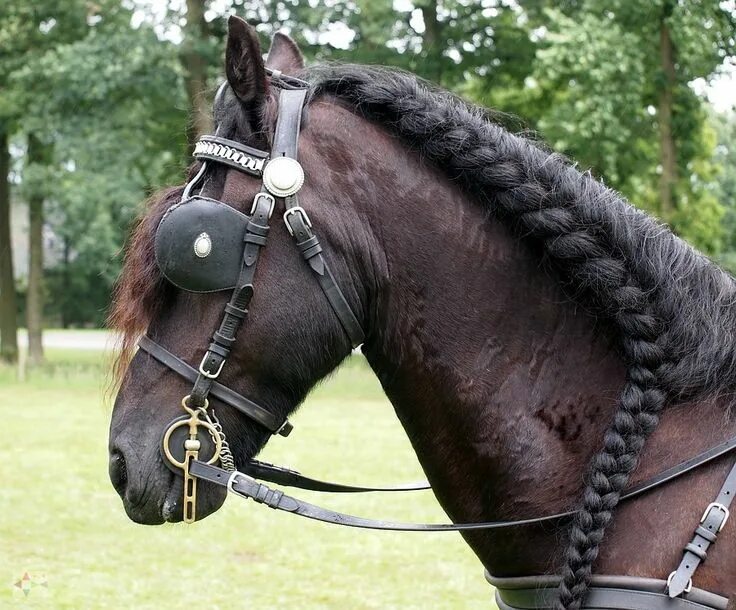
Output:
[
  {"xmin": 266, "ymin": 32, "xmax": 305, "ymax": 74},
  {"xmin": 225, "ymin": 15, "xmax": 268, "ymax": 105}
]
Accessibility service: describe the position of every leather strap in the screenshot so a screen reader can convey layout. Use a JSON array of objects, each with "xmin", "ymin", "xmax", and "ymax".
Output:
[
  {"xmin": 188, "ymin": 193, "xmax": 274, "ymax": 411},
  {"xmin": 667, "ymin": 458, "xmax": 736, "ymax": 597},
  {"xmin": 489, "ymin": 574, "xmax": 728, "ymax": 610},
  {"xmin": 137, "ymin": 336, "xmax": 292, "ymax": 436},
  {"xmin": 272, "ymin": 88, "xmax": 307, "ymax": 159},
  {"xmin": 265, "ymin": 67, "xmax": 310, "ymax": 90},
  {"xmin": 189, "ymin": 437, "xmax": 736, "ymax": 531},
  {"xmin": 242, "ymin": 459, "xmax": 430, "ymax": 493},
  {"xmin": 285, "ymin": 208, "xmax": 365, "ymax": 347},
  {"xmin": 272, "ymin": 87, "xmax": 365, "ymax": 348}
]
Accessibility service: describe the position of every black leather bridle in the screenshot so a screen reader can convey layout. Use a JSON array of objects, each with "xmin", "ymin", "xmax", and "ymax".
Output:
[{"xmin": 138, "ymin": 69, "xmax": 736, "ymax": 609}]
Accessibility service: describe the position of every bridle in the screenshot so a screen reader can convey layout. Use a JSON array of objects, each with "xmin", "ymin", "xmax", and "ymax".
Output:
[{"xmin": 137, "ymin": 69, "xmax": 736, "ymax": 609}]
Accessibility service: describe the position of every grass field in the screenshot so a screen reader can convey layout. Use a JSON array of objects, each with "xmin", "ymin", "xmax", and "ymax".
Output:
[{"xmin": 1, "ymin": 340, "xmax": 496, "ymax": 609}]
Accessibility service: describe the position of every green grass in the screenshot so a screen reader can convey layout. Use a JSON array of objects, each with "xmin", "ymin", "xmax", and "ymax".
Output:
[{"xmin": 0, "ymin": 344, "xmax": 496, "ymax": 609}]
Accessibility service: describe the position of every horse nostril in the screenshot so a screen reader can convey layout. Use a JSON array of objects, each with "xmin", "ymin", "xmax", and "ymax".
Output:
[{"xmin": 109, "ymin": 448, "xmax": 128, "ymax": 497}]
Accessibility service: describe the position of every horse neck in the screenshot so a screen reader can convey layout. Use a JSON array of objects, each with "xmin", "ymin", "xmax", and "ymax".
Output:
[{"xmin": 320, "ymin": 106, "xmax": 736, "ymax": 590}]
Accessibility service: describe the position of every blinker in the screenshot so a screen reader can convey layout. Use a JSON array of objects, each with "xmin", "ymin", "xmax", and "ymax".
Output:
[{"xmin": 155, "ymin": 197, "xmax": 250, "ymax": 293}]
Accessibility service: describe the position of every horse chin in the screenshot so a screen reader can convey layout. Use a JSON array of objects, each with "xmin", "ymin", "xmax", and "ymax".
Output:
[
  {"xmin": 158, "ymin": 479, "xmax": 227, "ymax": 524},
  {"xmin": 111, "ymin": 449, "xmax": 228, "ymax": 525},
  {"xmin": 119, "ymin": 482, "xmax": 227, "ymax": 525}
]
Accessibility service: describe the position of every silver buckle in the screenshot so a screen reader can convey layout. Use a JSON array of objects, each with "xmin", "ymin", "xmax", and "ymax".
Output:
[
  {"xmin": 283, "ymin": 206, "xmax": 312, "ymax": 236},
  {"xmin": 198, "ymin": 353, "xmax": 226, "ymax": 379},
  {"xmin": 701, "ymin": 502, "xmax": 730, "ymax": 532},
  {"xmin": 226, "ymin": 470, "xmax": 256, "ymax": 494},
  {"xmin": 250, "ymin": 192, "xmax": 275, "ymax": 219},
  {"xmin": 226, "ymin": 471, "xmax": 242, "ymax": 494},
  {"xmin": 667, "ymin": 571, "xmax": 692, "ymax": 594}
]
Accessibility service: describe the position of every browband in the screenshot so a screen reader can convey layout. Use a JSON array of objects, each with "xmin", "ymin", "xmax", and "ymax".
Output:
[{"xmin": 193, "ymin": 135, "xmax": 268, "ymax": 177}]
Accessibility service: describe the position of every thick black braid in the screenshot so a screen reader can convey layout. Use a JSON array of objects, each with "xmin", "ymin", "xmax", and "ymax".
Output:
[{"xmin": 310, "ymin": 66, "xmax": 673, "ymax": 609}]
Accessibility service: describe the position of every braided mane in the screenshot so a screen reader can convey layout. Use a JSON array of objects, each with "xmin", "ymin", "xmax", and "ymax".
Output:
[{"xmin": 308, "ymin": 64, "xmax": 736, "ymax": 609}]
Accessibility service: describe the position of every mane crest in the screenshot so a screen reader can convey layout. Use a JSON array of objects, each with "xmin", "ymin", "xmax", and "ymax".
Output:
[{"xmin": 308, "ymin": 63, "xmax": 736, "ymax": 401}]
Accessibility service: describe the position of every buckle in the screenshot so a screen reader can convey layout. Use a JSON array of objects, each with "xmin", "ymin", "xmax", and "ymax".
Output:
[
  {"xmin": 283, "ymin": 206, "xmax": 312, "ymax": 237},
  {"xmin": 667, "ymin": 571, "xmax": 692, "ymax": 594},
  {"xmin": 701, "ymin": 502, "xmax": 730, "ymax": 532},
  {"xmin": 276, "ymin": 419, "xmax": 294, "ymax": 437},
  {"xmin": 250, "ymin": 192, "xmax": 275, "ymax": 219},
  {"xmin": 226, "ymin": 470, "xmax": 256, "ymax": 494},
  {"xmin": 198, "ymin": 352, "xmax": 226, "ymax": 379}
]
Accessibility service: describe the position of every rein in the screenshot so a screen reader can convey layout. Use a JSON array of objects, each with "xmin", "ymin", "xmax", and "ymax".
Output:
[{"xmin": 140, "ymin": 68, "xmax": 736, "ymax": 607}]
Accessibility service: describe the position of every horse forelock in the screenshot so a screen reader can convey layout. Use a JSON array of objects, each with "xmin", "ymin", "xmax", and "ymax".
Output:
[{"xmin": 108, "ymin": 185, "xmax": 181, "ymax": 389}]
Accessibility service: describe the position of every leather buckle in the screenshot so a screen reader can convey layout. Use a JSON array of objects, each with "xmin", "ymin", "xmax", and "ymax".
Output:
[
  {"xmin": 283, "ymin": 206, "xmax": 312, "ymax": 236},
  {"xmin": 198, "ymin": 353, "xmax": 226, "ymax": 379},
  {"xmin": 250, "ymin": 192, "xmax": 275, "ymax": 219},
  {"xmin": 701, "ymin": 502, "xmax": 730, "ymax": 532}
]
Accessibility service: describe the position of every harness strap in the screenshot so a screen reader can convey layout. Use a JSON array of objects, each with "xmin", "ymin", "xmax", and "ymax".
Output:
[
  {"xmin": 188, "ymin": 435, "xmax": 736, "ymax": 531},
  {"xmin": 667, "ymin": 457, "xmax": 736, "ymax": 597},
  {"xmin": 138, "ymin": 336, "xmax": 291, "ymax": 436},
  {"xmin": 242, "ymin": 459, "xmax": 430, "ymax": 493},
  {"xmin": 488, "ymin": 574, "xmax": 728, "ymax": 610},
  {"xmin": 188, "ymin": 193, "xmax": 274, "ymax": 411},
  {"xmin": 270, "ymin": 87, "xmax": 365, "ymax": 348},
  {"xmin": 272, "ymin": 87, "xmax": 306, "ymax": 159},
  {"xmin": 285, "ymin": 207, "xmax": 365, "ymax": 348}
]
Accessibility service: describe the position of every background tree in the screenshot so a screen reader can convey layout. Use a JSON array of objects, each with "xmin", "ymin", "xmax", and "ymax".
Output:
[{"xmin": 0, "ymin": 0, "xmax": 734, "ymax": 342}]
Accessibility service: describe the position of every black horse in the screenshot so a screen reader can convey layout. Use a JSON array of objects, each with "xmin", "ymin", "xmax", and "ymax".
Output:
[{"xmin": 109, "ymin": 17, "xmax": 736, "ymax": 610}]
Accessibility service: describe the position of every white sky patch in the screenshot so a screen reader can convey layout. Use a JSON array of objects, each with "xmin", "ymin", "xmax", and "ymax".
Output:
[
  {"xmin": 691, "ymin": 59, "xmax": 736, "ymax": 113},
  {"xmin": 318, "ymin": 21, "xmax": 356, "ymax": 49}
]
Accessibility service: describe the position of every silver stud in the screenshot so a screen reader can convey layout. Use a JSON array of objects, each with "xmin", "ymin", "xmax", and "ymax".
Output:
[
  {"xmin": 193, "ymin": 232, "xmax": 212, "ymax": 258},
  {"xmin": 263, "ymin": 157, "xmax": 305, "ymax": 198}
]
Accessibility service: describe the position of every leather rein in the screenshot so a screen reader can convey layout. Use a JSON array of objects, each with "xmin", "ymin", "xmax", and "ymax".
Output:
[{"xmin": 140, "ymin": 70, "xmax": 736, "ymax": 608}]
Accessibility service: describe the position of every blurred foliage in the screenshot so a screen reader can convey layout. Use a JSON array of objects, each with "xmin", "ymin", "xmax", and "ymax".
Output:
[{"xmin": 1, "ymin": 0, "xmax": 735, "ymax": 327}]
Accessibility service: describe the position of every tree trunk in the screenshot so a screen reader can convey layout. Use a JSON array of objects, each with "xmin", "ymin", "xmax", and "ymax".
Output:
[
  {"xmin": 419, "ymin": 0, "xmax": 443, "ymax": 85},
  {"xmin": 657, "ymin": 3, "xmax": 678, "ymax": 221},
  {"xmin": 61, "ymin": 236, "xmax": 70, "ymax": 329},
  {"xmin": 26, "ymin": 133, "xmax": 47, "ymax": 366},
  {"xmin": 0, "ymin": 128, "xmax": 18, "ymax": 364},
  {"xmin": 181, "ymin": 0, "xmax": 212, "ymax": 157}
]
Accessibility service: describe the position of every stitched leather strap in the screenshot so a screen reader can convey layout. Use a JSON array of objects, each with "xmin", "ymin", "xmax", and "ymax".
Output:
[
  {"xmin": 272, "ymin": 88, "xmax": 307, "ymax": 159},
  {"xmin": 188, "ymin": 193, "xmax": 274, "ymax": 410},
  {"xmin": 242, "ymin": 459, "xmax": 430, "ymax": 493},
  {"xmin": 667, "ymin": 458, "xmax": 736, "ymax": 597},
  {"xmin": 188, "ymin": 439, "xmax": 736, "ymax": 531},
  {"xmin": 137, "ymin": 336, "xmax": 292, "ymax": 436}
]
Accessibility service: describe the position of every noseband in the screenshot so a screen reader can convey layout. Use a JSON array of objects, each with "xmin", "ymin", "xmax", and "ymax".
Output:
[{"xmin": 138, "ymin": 70, "xmax": 736, "ymax": 609}]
